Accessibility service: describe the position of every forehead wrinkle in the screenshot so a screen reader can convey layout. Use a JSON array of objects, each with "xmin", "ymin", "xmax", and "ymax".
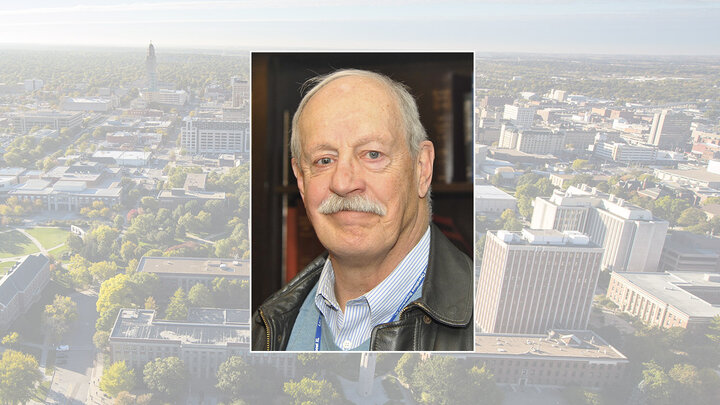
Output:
[{"xmin": 299, "ymin": 76, "xmax": 404, "ymax": 155}]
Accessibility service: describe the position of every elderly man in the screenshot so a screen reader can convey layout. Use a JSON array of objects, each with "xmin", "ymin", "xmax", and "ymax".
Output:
[{"xmin": 252, "ymin": 69, "xmax": 473, "ymax": 351}]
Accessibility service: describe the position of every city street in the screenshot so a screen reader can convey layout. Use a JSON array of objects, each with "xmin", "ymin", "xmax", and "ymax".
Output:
[{"xmin": 44, "ymin": 291, "xmax": 101, "ymax": 405}]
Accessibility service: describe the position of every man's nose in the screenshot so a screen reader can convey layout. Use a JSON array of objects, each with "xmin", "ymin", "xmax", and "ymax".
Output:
[{"xmin": 329, "ymin": 157, "xmax": 363, "ymax": 196}]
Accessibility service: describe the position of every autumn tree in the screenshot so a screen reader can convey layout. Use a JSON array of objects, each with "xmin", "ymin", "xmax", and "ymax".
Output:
[
  {"xmin": 100, "ymin": 361, "xmax": 136, "ymax": 397},
  {"xmin": 283, "ymin": 377, "xmax": 340, "ymax": 405},
  {"xmin": 43, "ymin": 295, "xmax": 78, "ymax": 342},
  {"xmin": 0, "ymin": 350, "xmax": 43, "ymax": 405},
  {"xmin": 1, "ymin": 332, "xmax": 19, "ymax": 348}
]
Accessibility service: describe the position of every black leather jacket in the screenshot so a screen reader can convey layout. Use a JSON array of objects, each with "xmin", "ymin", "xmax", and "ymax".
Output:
[{"xmin": 252, "ymin": 224, "xmax": 474, "ymax": 351}]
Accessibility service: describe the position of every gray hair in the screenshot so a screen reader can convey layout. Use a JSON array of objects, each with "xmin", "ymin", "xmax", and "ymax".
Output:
[{"xmin": 290, "ymin": 69, "xmax": 428, "ymax": 161}]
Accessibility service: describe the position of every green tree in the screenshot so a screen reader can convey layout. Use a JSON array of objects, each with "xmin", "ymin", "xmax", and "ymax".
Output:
[
  {"xmin": 144, "ymin": 296, "xmax": 157, "ymax": 310},
  {"xmin": 96, "ymin": 273, "xmax": 140, "ymax": 331},
  {"xmin": 212, "ymin": 278, "xmax": 249, "ymax": 308},
  {"xmin": 465, "ymin": 365, "xmax": 503, "ymax": 405},
  {"xmin": 216, "ymin": 356, "xmax": 251, "ymax": 400},
  {"xmin": 143, "ymin": 357, "xmax": 188, "ymax": 399},
  {"xmin": 165, "ymin": 288, "xmax": 188, "ymax": 320},
  {"xmin": 66, "ymin": 233, "xmax": 83, "ymax": 253},
  {"xmin": 569, "ymin": 173, "xmax": 593, "ymax": 188},
  {"xmin": 43, "ymin": 295, "xmax": 78, "ymax": 342},
  {"xmin": 496, "ymin": 209, "xmax": 522, "ymax": 231},
  {"xmin": 572, "ymin": 159, "xmax": 592, "ymax": 170},
  {"xmin": 706, "ymin": 315, "xmax": 720, "ymax": 346},
  {"xmin": 410, "ymin": 356, "xmax": 469, "ymax": 404},
  {"xmin": 0, "ymin": 350, "xmax": 43, "ymax": 405},
  {"xmin": 283, "ymin": 377, "xmax": 340, "ymax": 405},
  {"xmin": 89, "ymin": 261, "xmax": 119, "ymax": 284},
  {"xmin": 188, "ymin": 283, "xmax": 213, "ymax": 307},
  {"xmin": 394, "ymin": 353, "xmax": 420, "ymax": 385},
  {"xmin": 641, "ymin": 361, "xmax": 672, "ymax": 405},
  {"xmin": 677, "ymin": 207, "xmax": 708, "ymax": 228},
  {"xmin": 68, "ymin": 254, "xmax": 92, "ymax": 288},
  {"xmin": 140, "ymin": 196, "xmax": 158, "ymax": 212},
  {"xmin": 653, "ymin": 196, "xmax": 691, "ymax": 226},
  {"xmin": 93, "ymin": 330, "xmax": 110, "ymax": 352},
  {"xmin": 120, "ymin": 241, "xmax": 138, "ymax": 263},
  {"xmin": 100, "ymin": 361, "xmax": 136, "ymax": 397}
]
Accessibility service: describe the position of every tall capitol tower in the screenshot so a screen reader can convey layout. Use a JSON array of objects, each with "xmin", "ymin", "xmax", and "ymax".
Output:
[{"xmin": 146, "ymin": 41, "xmax": 158, "ymax": 92}]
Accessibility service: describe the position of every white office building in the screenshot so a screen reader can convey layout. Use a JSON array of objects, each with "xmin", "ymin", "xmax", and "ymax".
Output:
[{"xmin": 181, "ymin": 117, "xmax": 250, "ymax": 154}]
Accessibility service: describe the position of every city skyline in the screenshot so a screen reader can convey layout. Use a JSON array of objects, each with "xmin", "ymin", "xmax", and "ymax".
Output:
[{"xmin": 0, "ymin": 1, "xmax": 719, "ymax": 55}]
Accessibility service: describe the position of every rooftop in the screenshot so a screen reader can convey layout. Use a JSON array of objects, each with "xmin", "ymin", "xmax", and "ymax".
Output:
[
  {"xmin": 475, "ymin": 185, "xmax": 516, "ymax": 200},
  {"xmin": 663, "ymin": 231, "xmax": 720, "ymax": 257},
  {"xmin": 495, "ymin": 229, "xmax": 598, "ymax": 248},
  {"xmin": 157, "ymin": 189, "xmax": 225, "ymax": 200},
  {"xmin": 656, "ymin": 168, "xmax": 720, "ymax": 183},
  {"xmin": 109, "ymin": 309, "xmax": 249, "ymax": 346},
  {"xmin": 614, "ymin": 271, "xmax": 720, "ymax": 318},
  {"xmin": 474, "ymin": 330, "xmax": 627, "ymax": 361},
  {"xmin": 0, "ymin": 254, "xmax": 49, "ymax": 307},
  {"xmin": 137, "ymin": 257, "xmax": 249, "ymax": 278}
]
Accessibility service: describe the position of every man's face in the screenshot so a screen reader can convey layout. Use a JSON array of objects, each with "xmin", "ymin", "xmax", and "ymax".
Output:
[{"xmin": 292, "ymin": 76, "xmax": 432, "ymax": 265}]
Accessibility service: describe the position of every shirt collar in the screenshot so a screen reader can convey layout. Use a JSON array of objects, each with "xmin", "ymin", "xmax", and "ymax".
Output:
[{"xmin": 314, "ymin": 226, "xmax": 431, "ymax": 324}]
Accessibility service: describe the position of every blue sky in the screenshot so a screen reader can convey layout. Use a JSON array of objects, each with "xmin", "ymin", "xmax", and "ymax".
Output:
[{"xmin": 0, "ymin": 1, "xmax": 719, "ymax": 55}]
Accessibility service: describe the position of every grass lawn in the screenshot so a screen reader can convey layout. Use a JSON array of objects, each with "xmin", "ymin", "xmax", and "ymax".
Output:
[
  {"xmin": 0, "ymin": 260, "xmax": 16, "ymax": 275},
  {"xmin": 47, "ymin": 244, "xmax": 70, "ymax": 257},
  {"xmin": 0, "ymin": 230, "xmax": 39, "ymax": 258},
  {"xmin": 25, "ymin": 227, "xmax": 71, "ymax": 250}
]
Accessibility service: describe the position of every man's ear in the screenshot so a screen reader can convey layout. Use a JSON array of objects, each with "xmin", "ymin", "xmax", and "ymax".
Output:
[
  {"xmin": 416, "ymin": 140, "xmax": 434, "ymax": 198},
  {"xmin": 291, "ymin": 158, "xmax": 306, "ymax": 201}
]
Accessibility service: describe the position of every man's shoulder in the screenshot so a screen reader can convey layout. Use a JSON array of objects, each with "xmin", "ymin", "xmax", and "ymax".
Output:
[
  {"xmin": 421, "ymin": 224, "xmax": 474, "ymax": 326},
  {"xmin": 428, "ymin": 223, "xmax": 473, "ymax": 273},
  {"xmin": 257, "ymin": 252, "xmax": 327, "ymax": 315},
  {"xmin": 252, "ymin": 253, "xmax": 327, "ymax": 350}
]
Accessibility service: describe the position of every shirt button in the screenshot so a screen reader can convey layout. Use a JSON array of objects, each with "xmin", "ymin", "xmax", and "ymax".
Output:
[
  {"xmin": 423, "ymin": 315, "xmax": 432, "ymax": 324},
  {"xmin": 342, "ymin": 340, "xmax": 352, "ymax": 350}
]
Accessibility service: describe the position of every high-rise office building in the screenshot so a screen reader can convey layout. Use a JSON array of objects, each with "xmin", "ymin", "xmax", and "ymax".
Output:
[
  {"xmin": 499, "ymin": 125, "xmax": 564, "ymax": 154},
  {"xmin": 532, "ymin": 186, "xmax": 669, "ymax": 272},
  {"xmin": 648, "ymin": 110, "xmax": 692, "ymax": 150},
  {"xmin": 476, "ymin": 229, "xmax": 604, "ymax": 334},
  {"xmin": 531, "ymin": 188, "xmax": 594, "ymax": 232},
  {"xmin": 180, "ymin": 117, "xmax": 249, "ymax": 154},
  {"xmin": 502, "ymin": 104, "xmax": 536, "ymax": 129},
  {"xmin": 231, "ymin": 77, "xmax": 249, "ymax": 108},
  {"xmin": 585, "ymin": 198, "xmax": 669, "ymax": 272},
  {"xmin": 145, "ymin": 42, "xmax": 157, "ymax": 92}
]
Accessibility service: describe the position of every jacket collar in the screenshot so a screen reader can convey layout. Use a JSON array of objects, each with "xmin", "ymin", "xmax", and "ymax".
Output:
[{"xmin": 410, "ymin": 223, "xmax": 473, "ymax": 327}]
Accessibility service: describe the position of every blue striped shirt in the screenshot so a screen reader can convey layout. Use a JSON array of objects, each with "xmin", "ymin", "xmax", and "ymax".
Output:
[{"xmin": 314, "ymin": 226, "xmax": 430, "ymax": 351}]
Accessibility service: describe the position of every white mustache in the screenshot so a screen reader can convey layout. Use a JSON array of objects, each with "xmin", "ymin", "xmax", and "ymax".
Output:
[{"xmin": 317, "ymin": 194, "xmax": 386, "ymax": 216}]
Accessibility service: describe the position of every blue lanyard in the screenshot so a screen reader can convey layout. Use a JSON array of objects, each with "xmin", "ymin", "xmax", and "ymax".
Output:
[{"xmin": 314, "ymin": 270, "xmax": 426, "ymax": 351}]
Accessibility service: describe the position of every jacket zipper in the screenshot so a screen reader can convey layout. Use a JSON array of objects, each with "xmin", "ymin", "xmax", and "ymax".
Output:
[
  {"xmin": 397, "ymin": 301, "xmax": 429, "ymax": 320},
  {"xmin": 258, "ymin": 308, "xmax": 271, "ymax": 351}
]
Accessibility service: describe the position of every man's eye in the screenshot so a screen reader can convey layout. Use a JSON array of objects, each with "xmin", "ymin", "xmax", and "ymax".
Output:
[
  {"xmin": 367, "ymin": 151, "xmax": 381, "ymax": 159},
  {"xmin": 316, "ymin": 157, "xmax": 333, "ymax": 165}
]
